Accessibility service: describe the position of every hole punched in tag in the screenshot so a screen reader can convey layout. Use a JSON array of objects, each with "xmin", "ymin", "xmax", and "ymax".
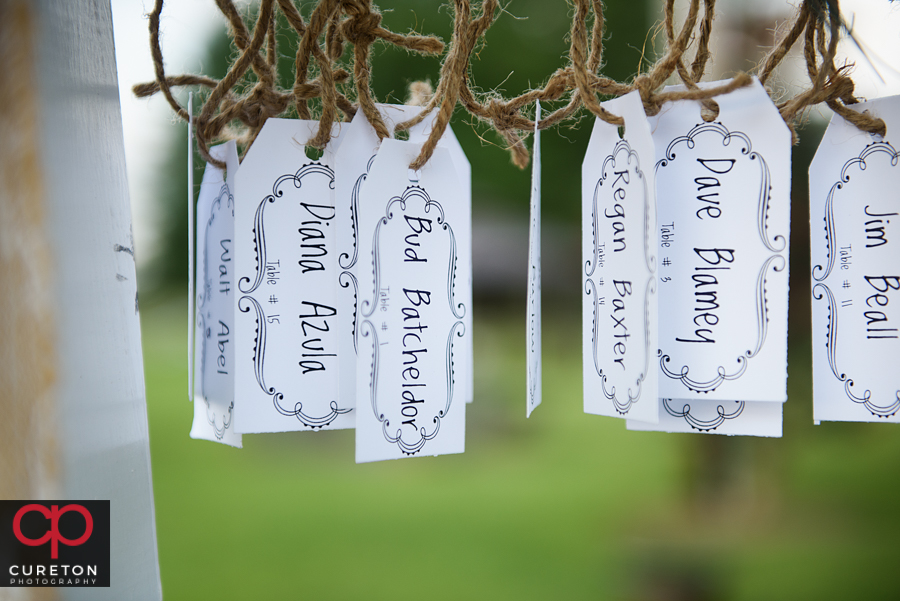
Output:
[
  {"xmin": 305, "ymin": 145, "xmax": 325, "ymax": 161},
  {"xmin": 407, "ymin": 167, "xmax": 421, "ymax": 183},
  {"xmin": 700, "ymin": 100, "xmax": 721, "ymax": 123},
  {"xmin": 617, "ymin": 124, "xmax": 626, "ymax": 139}
]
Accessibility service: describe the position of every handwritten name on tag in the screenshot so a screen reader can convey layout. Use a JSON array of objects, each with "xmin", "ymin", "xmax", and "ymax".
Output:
[
  {"xmin": 191, "ymin": 141, "xmax": 242, "ymax": 447},
  {"xmin": 234, "ymin": 119, "xmax": 353, "ymax": 433},
  {"xmin": 382, "ymin": 105, "xmax": 475, "ymax": 405},
  {"xmin": 651, "ymin": 78, "xmax": 791, "ymax": 405},
  {"xmin": 335, "ymin": 110, "xmax": 382, "ymax": 415},
  {"xmin": 355, "ymin": 139, "xmax": 468, "ymax": 462},
  {"xmin": 810, "ymin": 95, "xmax": 900, "ymax": 423},
  {"xmin": 582, "ymin": 91, "xmax": 658, "ymax": 424}
]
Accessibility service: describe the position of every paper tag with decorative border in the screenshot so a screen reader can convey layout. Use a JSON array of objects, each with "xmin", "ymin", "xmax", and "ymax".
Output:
[
  {"xmin": 191, "ymin": 141, "xmax": 242, "ymax": 447},
  {"xmin": 582, "ymin": 91, "xmax": 658, "ymax": 424},
  {"xmin": 336, "ymin": 106, "xmax": 474, "ymax": 424},
  {"xmin": 335, "ymin": 110, "xmax": 382, "ymax": 415},
  {"xmin": 354, "ymin": 138, "xmax": 468, "ymax": 462},
  {"xmin": 527, "ymin": 101, "xmax": 542, "ymax": 417},
  {"xmin": 650, "ymin": 78, "xmax": 791, "ymax": 405},
  {"xmin": 627, "ymin": 398, "xmax": 782, "ymax": 436},
  {"xmin": 234, "ymin": 119, "xmax": 353, "ymax": 433},
  {"xmin": 810, "ymin": 95, "xmax": 900, "ymax": 423},
  {"xmin": 188, "ymin": 92, "xmax": 195, "ymax": 403},
  {"xmin": 382, "ymin": 105, "xmax": 475, "ymax": 405}
]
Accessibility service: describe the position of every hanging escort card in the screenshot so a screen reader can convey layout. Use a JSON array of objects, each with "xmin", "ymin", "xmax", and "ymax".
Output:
[
  {"xmin": 382, "ymin": 104, "xmax": 475, "ymax": 405},
  {"xmin": 354, "ymin": 138, "xmax": 469, "ymax": 462},
  {"xmin": 628, "ymin": 78, "xmax": 790, "ymax": 437},
  {"xmin": 336, "ymin": 105, "xmax": 476, "ymax": 429},
  {"xmin": 191, "ymin": 141, "xmax": 242, "ymax": 447},
  {"xmin": 335, "ymin": 110, "xmax": 382, "ymax": 414},
  {"xmin": 810, "ymin": 95, "xmax": 900, "ymax": 423},
  {"xmin": 188, "ymin": 93, "xmax": 196, "ymax": 404},
  {"xmin": 527, "ymin": 101, "xmax": 542, "ymax": 417},
  {"xmin": 582, "ymin": 91, "xmax": 658, "ymax": 425},
  {"xmin": 234, "ymin": 119, "xmax": 353, "ymax": 433}
]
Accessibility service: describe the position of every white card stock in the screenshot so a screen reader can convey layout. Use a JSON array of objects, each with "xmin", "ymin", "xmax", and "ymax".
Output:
[
  {"xmin": 382, "ymin": 105, "xmax": 475, "ymax": 405},
  {"xmin": 335, "ymin": 105, "xmax": 475, "ymax": 441},
  {"xmin": 810, "ymin": 95, "xmax": 900, "ymax": 423},
  {"xmin": 188, "ymin": 92, "xmax": 195, "ymax": 403},
  {"xmin": 629, "ymin": 78, "xmax": 790, "ymax": 437},
  {"xmin": 627, "ymin": 399, "xmax": 783, "ymax": 437},
  {"xmin": 354, "ymin": 138, "xmax": 469, "ymax": 462},
  {"xmin": 527, "ymin": 101, "xmax": 542, "ymax": 417},
  {"xmin": 335, "ymin": 110, "xmax": 382, "ymax": 415},
  {"xmin": 582, "ymin": 91, "xmax": 658, "ymax": 424},
  {"xmin": 234, "ymin": 119, "xmax": 353, "ymax": 433},
  {"xmin": 191, "ymin": 141, "xmax": 242, "ymax": 447},
  {"xmin": 651, "ymin": 78, "xmax": 790, "ymax": 402}
]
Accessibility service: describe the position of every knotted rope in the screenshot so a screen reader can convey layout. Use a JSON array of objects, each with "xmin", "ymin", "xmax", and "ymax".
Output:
[{"xmin": 136, "ymin": 0, "xmax": 885, "ymax": 169}]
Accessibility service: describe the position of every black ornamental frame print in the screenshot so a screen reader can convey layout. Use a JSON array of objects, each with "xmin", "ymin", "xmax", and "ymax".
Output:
[
  {"xmin": 527, "ymin": 186, "xmax": 540, "ymax": 410},
  {"xmin": 812, "ymin": 141, "xmax": 900, "ymax": 418},
  {"xmin": 238, "ymin": 162, "xmax": 352, "ymax": 429},
  {"xmin": 655, "ymin": 121, "xmax": 787, "ymax": 431},
  {"xmin": 338, "ymin": 154, "xmax": 377, "ymax": 356},
  {"xmin": 197, "ymin": 181, "xmax": 236, "ymax": 440},
  {"xmin": 584, "ymin": 139, "xmax": 655, "ymax": 415},
  {"xmin": 359, "ymin": 185, "xmax": 465, "ymax": 455},
  {"xmin": 662, "ymin": 399, "xmax": 745, "ymax": 431}
]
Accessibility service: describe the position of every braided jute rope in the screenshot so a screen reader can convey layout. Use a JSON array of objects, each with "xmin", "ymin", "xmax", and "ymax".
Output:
[{"xmin": 136, "ymin": 0, "xmax": 886, "ymax": 170}]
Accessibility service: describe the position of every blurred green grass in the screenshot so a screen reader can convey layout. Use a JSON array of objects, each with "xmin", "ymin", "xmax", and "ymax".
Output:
[{"xmin": 142, "ymin": 297, "xmax": 900, "ymax": 601}]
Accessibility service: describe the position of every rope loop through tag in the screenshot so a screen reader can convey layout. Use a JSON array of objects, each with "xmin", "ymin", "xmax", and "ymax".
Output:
[
  {"xmin": 137, "ymin": 0, "xmax": 885, "ymax": 170},
  {"xmin": 766, "ymin": 0, "xmax": 887, "ymax": 142}
]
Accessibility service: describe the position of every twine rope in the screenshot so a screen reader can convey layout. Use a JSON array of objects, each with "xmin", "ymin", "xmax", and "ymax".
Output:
[{"xmin": 136, "ymin": 0, "xmax": 886, "ymax": 170}]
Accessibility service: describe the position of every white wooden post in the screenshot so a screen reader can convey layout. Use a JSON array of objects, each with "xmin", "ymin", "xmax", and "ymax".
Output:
[{"xmin": 34, "ymin": 0, "xmax": 162, "ymax": 598}]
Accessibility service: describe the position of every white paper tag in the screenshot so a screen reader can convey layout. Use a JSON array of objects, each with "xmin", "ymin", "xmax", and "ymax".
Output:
[
  {"xmin": 527, "ymin": 101, "xmax": 542, "ymax": 417},
  {"xmin": 234, "ymin": 119, "xmax": 353, "ymax": 433},
  {"xmin": 335, "ymin": 110, "xmax": 382, "ymax": 416},
  {"xmin": 191, "ymin": 141, "xmax": 242, "ymax": 447},
  {"xmin": 582, "ymin": 91, "xmax": 659, "ymax": 424},
  {"xmin": 810, "ymin": 95, "xmax": 900, "ymax": 423},
  {"xmin": 627, "ymin": 398, "xmax": 782, "ymax": 437},
  {"xmin": 188, "ymin": 93, "xmax": 195, "ymax": 403},
  {"xmin": 354, "ymin": 138, "xmax": 468, "ymax": 462},
  {"xmin": 335, "ymin": 105, "xmax": 475, "ymax": 428},
  {"xmin": 382, "ymin": 105, "xmax": 475, "ymax": 405},
  {"xmin": 650, "ymin": 78, "xmax": 791, "ymax": 406},
  {"xmin": 625, "ymin": 78, "xmax": 789, "ymax": 437}
]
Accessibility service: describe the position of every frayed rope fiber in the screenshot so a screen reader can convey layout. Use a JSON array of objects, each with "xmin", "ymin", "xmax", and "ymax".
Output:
[{"xmin": 136, "ymin": 0, "xmax": 885, "ymax": 170}]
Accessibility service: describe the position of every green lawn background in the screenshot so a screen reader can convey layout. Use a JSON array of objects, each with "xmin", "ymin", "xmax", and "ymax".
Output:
[{"xmin": 142, "ymin": 297, "xmax": 900, "ymax": 600}]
